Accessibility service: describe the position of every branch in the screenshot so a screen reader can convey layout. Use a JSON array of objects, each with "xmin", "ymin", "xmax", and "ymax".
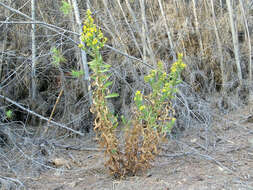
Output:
[
  {"xmin": 0, "ymin": 95, "xmax": 84, "ymax": 136},
  {"xmin": 0, "ymin": 2, "xmax": 78, "ymax": 36},
  {"xmin": 71, "ymin": 0, "xmax": 92, "ymax": 105},
  {"xmin": 104, "ymin": 44, "xmax": 155, "ymax": 69},
  {"xmin": 0, "ymin": 176, "xmax": 24, "ymax": 188},
  {"xmin": 31, "ymin": 0, "xmax": 36, "ymax": 99}
]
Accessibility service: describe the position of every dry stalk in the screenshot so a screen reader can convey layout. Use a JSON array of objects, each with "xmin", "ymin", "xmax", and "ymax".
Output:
[
  {"xmin": 239, "ymin": 0, "xmax": 252, "ymax": 82},
  {"xmin": 31, "ymin": 0, "xmax": 36, "ymax": 100},
  {"xmin": 210, "ymin": 0, "xmax": 226, "ymax": 91},
  {"xmin": 158, "ymin": 0, "xmax": 176, "ymax": 62},
  {"xmin": 117, "ymin": 0, "xmax": 143, "ymax": 57},
  {"xmin": 43, "ymin": 87, "xmax": 64, "ymax": 135},
  {"xmin": 226, "ymin": 0, "xmax": 242, "ymax": 86},
  {"xmin": 192, "ymin": 0, "xmax": 204, "ymax": 56}
]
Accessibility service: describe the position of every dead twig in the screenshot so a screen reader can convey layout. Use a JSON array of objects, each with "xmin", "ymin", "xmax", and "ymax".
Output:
[
  {"xmin": 0, "ymin": 176, "xmax": 25, "ymax": 188},
  {"xmin": 43, "ymin": 88, "xmax": 64, "ymax": 135},
  {"xmin": 0, "ymin": 94, "xmax": 84, "ymax": 136},
  {"xmin": 159, "ymin": 152, "xmax": 193, "ymax": 158},
  {"xmin": 53, "ymin": 143, "xmax": 102, "ymax": 151}
]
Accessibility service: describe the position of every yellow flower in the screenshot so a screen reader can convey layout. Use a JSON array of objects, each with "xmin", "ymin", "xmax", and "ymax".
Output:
[
  {"xmin": 162, "ymin": 72, "xmax": 167, "ymax": 79},
  {"xmin": 83, "ymin": 25, "xmax": 87, "ymax": 32},
  {"xmin": 157, "ymin": 60, "xmax": 163, "ymax": 69},
  {"xmin": 98, "ymin": 32, "xmax": 103, "ymax": 39},
  {"xmin": 92, "ymin": 38, "xmax": 98, "ymax": 45},
  {"xmin": 171, "ymin": 65, "xmax": 177, "ymax": 73},
  {"xmin": 103, "ymin": 37, "xmax": 108, "ymax": 43},
  {"xmin": 78, "ymin": 44, "xmax": 84, "ymax": 48},
  {"xmin": 80, "ymin": 9, "xmax": 108, "ymax": 50},
  {"xmin": 178, "ymin": 53, "xmax": 183, "ymax": 59},
  {"xmin": 90, "ymin": 26, "xmax": 97, "ymax": 33},
  {"xmin": 80, "ymin": 34, "xmax": 85, "ymax": 41},
  {"xmin": 86, "ymin": 32, "xmax": 92, "ymax": 38},
  {"xmin": 144, "ymin": 75, "xmax": 150, "ymax": 82},
  {"xmin": 86, "ymin": 9, "xmax": 92, "ymax": 16},
  {"xmin": 136, "ymin": 91, "xmax": 141, "ymax": 95},
  {"xmin": 139, "ymin": 105, "xmax": 145, "ymax": 111},
  {"xmin": 88, "ymin": 16, "xmax": 93, "ymax": 23},
  {"xmin": 162, "ymin": 88, "xmax": 167, "ymax": 93},
  {"xmin": 181, "ymin": 63, "xmax": 186, "ymax": 68}
]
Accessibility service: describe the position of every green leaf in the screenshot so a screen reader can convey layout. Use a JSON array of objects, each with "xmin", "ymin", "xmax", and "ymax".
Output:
[
  {"xmin": 98, "ymin": 54, "xmax": 103, "ymax": 62},
  {"xmin": 71, "ymin": 70, "xmax": 84, "ymax": 78},
  {"xmin": 100, "ymin": 75, "xmax": 109, "ymax": 82},
  {"xmin": 59, "ymin": 56, "xmax": 66, "ymax": 63},
  {"xmin": 51, "ymin": 47, "xmax": 66, "ymax": 67},
  {"xmin": 121, "ymin": 115, "xmax": 127, "ymax": 125},
  {"xmin": 6, "ymin": 110, "xmax": 12, "ymax": 119},
  {"xmin": 111, "ymin": 149, "xmax": 117, "ymax": 154},
  {"xmin": 103, "ymin": 64, "xmax": 111, "ymax": 69},
  {"xmin": 104, "ymin": 81, "xmax": 113, "ymax": 88},
  {"xmin": 51, "ymin": 47, "xmax": 58, "ymax": 54},
  {"xmin": 60, "ymin": 0, "xmax": 72, "ymax": 16},
  {"xmin": 91, "ymin": 75, "xmax": 97, "ymax": 80},
  {"xmin": 89, "ymin": 65, "xmax": 97, "ymax": 71},
  {"xmin": 88, "ymin": 60, "xmax": 97, "ymax": 65},
  {"xmin": 105, "ymin": 93, "xmax": 119, "ymax": 98},
  {"xmin": 98, "ymin": 69, "xmax": 109, "ymax": 73}
]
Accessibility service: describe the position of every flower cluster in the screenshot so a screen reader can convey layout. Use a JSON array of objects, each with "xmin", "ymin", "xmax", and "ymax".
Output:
[
  {"xmin": 143, "ymin": 54, "xmax": 186, "ymax": 100},
  {"xmin": 135, "ymin": 54, "xmax": 186, "ymax": 132},
  {"xmin": 79, "ymin": 9, "xmax": 107, "ymax": 52},
  {"xmin": 144, "ymin": 61, "xmax": 167, "ymax": 85},
  {"xmin": 144, "ymin": 61, "xmax": 169, "ymax": 99},
  {"xmin": 170, "ymin": 53, "xmax": 186, "ymax": 74},
  {"xmin": 134, "ymin": 91, "xmax": 143, "ymax": 109}
]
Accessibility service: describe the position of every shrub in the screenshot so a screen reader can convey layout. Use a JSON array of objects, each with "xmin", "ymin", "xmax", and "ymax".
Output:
[{"xmin": 79, "ymin": 9, "xmax": 186, "ymax": 178}]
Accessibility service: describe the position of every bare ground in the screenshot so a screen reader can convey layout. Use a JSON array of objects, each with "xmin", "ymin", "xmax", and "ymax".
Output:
[{"xmin": 3, "ymin": 105, "xmax": 253, "ymax": 190}]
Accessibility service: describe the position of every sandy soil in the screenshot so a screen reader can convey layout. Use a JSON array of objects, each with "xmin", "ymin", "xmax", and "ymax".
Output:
[{"xmin": 3, "ymin": 106, "xmax": 253, "ymax": 190}]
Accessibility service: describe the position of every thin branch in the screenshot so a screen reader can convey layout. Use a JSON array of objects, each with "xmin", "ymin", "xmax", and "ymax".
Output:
[
  {"xmin": 125, "ymin": 0, "xmax": 143, "ymax": 57},
  {"xmin": 0, "ymin": 2, "xmax": 31, "ymax": 20},
  {"xmin": 0, "ymin": 2, "xmax": 78, "ymax": 36},
  {"xmin": 43, "ymin": 88, "xmax": 64, "ymax": 135},
  {"xmin": 192, "ymin": 0, "xmax": 204, "ymax": 56},
  {"xmin": 158, "ymin": 0, "xmax": 176, "ymax": 62},
  {"xmin": 226, "ymin": 0, "xmax": 242, "ymax": 85},
  {"xmin": 0, "ymin": 176, "xmax": 25, "ymax": 188},
  {"xmin": 239, "ymin": 0, "xmax": 252, "ymax": 82},
  {"xmin": 72, "ymin": 0, "xmax": 92, "ymax": 106},
  {"xmin": 0, "ymin": 95, "xmax": 84, "ymax": 136},
  {"xmin": 0, "ymin": 22, "xmax": 154, "ymax": 70},
  {"xmin": 31, "ymin": 0, "xmax": 36, "ymax": 99},
  {"xmin": 116, "ymin": 0, "xmax": 143, "ymax": 57},
  {"xmin": 53, "ymin": 143, "xmax": 102, "ymax": 151},
  {"xmin": 104, "ymin": 44, "xmax": 155, "ymax": 69},
  {"xmin": 210, "ymin": 0, "xmax": 226, "ymax": 91},
  {"xmin": 140, "ymin": 0, "xmax": 155, "ymax": 64},
  {"xmin": 158, "ymin": 152, "xmax": 193, "ymax": 158}
]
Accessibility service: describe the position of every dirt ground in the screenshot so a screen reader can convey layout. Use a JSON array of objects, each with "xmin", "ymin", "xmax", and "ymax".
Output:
[{"xmin": 3, "ymin": 105, "xmax": 253, "ymax": 190}]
